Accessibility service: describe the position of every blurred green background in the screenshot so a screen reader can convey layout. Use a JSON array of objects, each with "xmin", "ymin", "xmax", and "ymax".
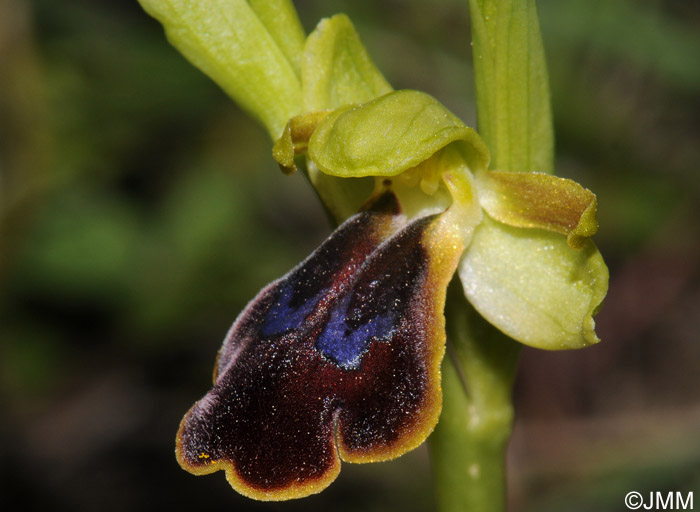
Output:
[{"xmin": 1, "ymin": 1, "xmax": 699, "ymax": 510}]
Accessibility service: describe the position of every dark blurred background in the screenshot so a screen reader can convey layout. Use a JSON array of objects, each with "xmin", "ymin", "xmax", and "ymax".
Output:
[{"xmin": 1, "ymin": 0, "xmax": 698, "ymax": 510}]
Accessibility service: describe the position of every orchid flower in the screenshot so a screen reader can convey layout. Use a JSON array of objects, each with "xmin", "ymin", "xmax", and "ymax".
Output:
[{"xmin": 138, "ymin": 0, "xmax": 608, "ymax": 502}]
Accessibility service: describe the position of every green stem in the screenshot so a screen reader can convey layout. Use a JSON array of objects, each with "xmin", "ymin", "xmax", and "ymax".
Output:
[
  {"xmin": 430, "ymin": 282, "xmax": 520, "ymax": 512},
  {"xmin": 430, "ymin": 1, "xmax": 555, "ymax": 510}
]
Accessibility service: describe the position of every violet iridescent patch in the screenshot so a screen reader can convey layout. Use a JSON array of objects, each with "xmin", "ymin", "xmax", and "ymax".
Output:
[{"xmin": 176, "ymin": 191, "xmax": 460, "ymax": 500}]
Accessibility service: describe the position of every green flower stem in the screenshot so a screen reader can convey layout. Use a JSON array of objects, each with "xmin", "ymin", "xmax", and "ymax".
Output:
[
  {"xmin": 430, "ymin": 1, "xmax": 554, "ymax": 510},
  {"xmin": 431, "ymin": 283, "xmax": 520, "ymax": 512}
]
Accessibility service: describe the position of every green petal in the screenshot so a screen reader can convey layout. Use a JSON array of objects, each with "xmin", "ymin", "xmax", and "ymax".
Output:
[
  {"xmin": 138, "ymin": 0, "xmax": 302, "ymax": 138},
  {"xmin": 272, "ymin": 111, "xmax": 333, "ymax": 174},
  {"xmin": 475, "ymin": 170, "xmax": 598, "ymax": 249},
  {"xmin": 302, "ymin": 14, "xmax": 392, "ymax": 111},
  {"xmin": 458, "ymin": 215, "xmax": 608, "ymax": 350},
  {"xmin": 308, "ymin": 90, "xmax": 490, "ymax": 178}
]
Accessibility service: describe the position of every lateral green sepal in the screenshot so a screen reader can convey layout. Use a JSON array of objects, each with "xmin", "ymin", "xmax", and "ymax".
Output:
[{"xmin": 459, "ymin": 215, "xmax": 609, "ymax": 350}]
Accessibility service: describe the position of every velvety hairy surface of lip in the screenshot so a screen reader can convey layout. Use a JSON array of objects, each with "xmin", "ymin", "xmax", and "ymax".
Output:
[{"xmin": 176, "ymin": 191, "xmax": 457, "ymax": 500}]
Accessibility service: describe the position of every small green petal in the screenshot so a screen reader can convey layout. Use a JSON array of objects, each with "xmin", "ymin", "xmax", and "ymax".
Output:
[
  {"xmin": 308, "ymin": 90, "xmax": 490, "ymax": 179},
  {"xmin": 302, "ymin": 14, "xmax": 393, "ymax": 111},
  {"xmin": 458, "ymin": 215, "xmax": 608, "ymax": 350},
  {"xmin": 138, "ymin": 0, "xmax": 302, "ymax": 138},
  {"xmin": 475, "ymin": 170, "xmax": 598, "ymax": 249},
  {"xmin": 273, "ymin": 111, "xmax": 333, "ymax": 174}
]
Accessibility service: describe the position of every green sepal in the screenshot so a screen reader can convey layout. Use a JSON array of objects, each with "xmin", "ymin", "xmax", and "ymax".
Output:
[
  {"xmin": 248, "ymin": 0, "xmax": 306, "ymax": 79},
  {"xmin": 302, "ymin": 14, "xmax": 393, "ymax": 111},
  {"xmin": 308, "ymin": 90, "xmax": 490, "ymax": 179},
  {"xmin": 137, "ymin": 0, "xmax": 304, "ymax": 138},
  {"xmin": 458, "ymin": 215, "xmax": 608, "ymax": 350},
  {"xmin": 299, "ymin": 14, "xmax": 393, "ymax": 221}
]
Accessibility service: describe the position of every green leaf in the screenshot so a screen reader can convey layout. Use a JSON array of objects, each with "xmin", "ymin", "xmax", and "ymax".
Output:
[
  {"xmin": 308, "ymin": 90, "xmax": 490, "ymax": 178},
  {"xmin": 468, "ymin": 0, "xmax": 554, "ymax": 172},
  {"xmin": 302, "ymin": 14, "xmax": 392, "ymax": 111},
  {"xmin": 138, "ymin": 0, "xmax": 303, "ymax": 138},
  {"xmin": 458, "ymin": 215, "xmax": 608, "ymax": 350}
]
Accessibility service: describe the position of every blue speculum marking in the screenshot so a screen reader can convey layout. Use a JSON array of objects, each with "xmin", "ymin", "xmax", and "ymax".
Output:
[
  {"xmin": 316, "ymin": 293, "xmax": 396, "ymax": 369},
  {"xmin": 260, "ymin": 282, "xmax": 323, "ymax": 337}
]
